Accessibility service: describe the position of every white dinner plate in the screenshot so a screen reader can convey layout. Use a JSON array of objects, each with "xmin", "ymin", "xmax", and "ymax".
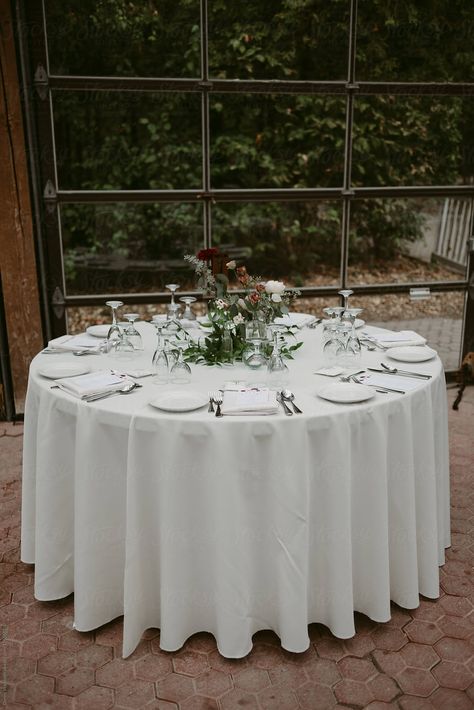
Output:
[
  {"xmin": 149, "ymin": 390, "xmax": 208, "ymax": 412},
  {"xmin": 318, "ymin": 382, "xmax": 375, "ymax": 404},
  {"xmin": 38, "ymin": 363, "xmax": 91, "ymax": 379},
  {"xmin": 86, "ymin": 325, "xmax": 110, "ymax": 338},
  {"xmin": 387, "ymin": 346, "xmax": 437, "ymax": 363}
]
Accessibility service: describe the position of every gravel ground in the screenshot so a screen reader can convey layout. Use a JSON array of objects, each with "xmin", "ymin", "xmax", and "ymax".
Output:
[{"xmin": 66, "ymin": 256, "xmax": 465, "ymax": 333}]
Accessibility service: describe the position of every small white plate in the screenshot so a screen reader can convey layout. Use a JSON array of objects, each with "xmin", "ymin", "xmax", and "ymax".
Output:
[
  {"xmin": 318, "ymin": 382, "xmax": 375, "ymax": 404},
  {"xmin": 149, "ymin": 390, "xmax": 208, "ymax": 412},
  {"xmin": 38, "ymin": 363, "xmax": 91, "ymax": 379},
  {"xmin": 86, "ymin": 325, "xmax": 110, "ymax": 338},
  {"xmin": 387, "ymin": 346, "xmax": 437, "ymax": 363}
]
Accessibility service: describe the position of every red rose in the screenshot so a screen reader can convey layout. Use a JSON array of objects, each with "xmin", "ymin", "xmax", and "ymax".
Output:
[
  {"xmin": 249, "ymin": 292, "xmax": 260, "ymax": 305},
  {"xmin": 197, "ymin": 248, "xmax": 219, "ymax": 261},
  {"xmin": 256, "ymin": 283, "xmax": 265, "ymax": 292}
]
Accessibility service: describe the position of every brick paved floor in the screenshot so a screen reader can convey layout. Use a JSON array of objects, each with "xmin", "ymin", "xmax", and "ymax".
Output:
[{"xmin": 1, "ymin": 387, "xmax": 473, "ymax": 709}]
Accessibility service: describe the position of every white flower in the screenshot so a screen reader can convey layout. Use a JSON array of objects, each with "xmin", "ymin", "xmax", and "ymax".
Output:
[
  {"xmin": 265, "ymin": 280, "xmax": 286, "ymax": 296},
  {"xmin": 215, "ymin": 299, "xmax": 227, "ymax": 309},
  {"xmin": 271, "ymin": 293, "xmax": 282, "ymax": 303},
  {"xmin": 226, "ymin": 260, "xmax": 236, "ymax": 269},
  {"xmin": 233, "ymin": 313, "xmax": 244, "ymax": 325}
]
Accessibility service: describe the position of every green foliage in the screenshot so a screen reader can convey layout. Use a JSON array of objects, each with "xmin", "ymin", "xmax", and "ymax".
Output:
[{"xmin": 46, "ymin": 0, "xmax": 474, "ymax": 288}]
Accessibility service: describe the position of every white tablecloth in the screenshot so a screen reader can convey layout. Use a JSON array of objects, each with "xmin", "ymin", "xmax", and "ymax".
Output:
[{"xmin": 21, "ymin": 322, "xmax": 450, "ymax": 657}]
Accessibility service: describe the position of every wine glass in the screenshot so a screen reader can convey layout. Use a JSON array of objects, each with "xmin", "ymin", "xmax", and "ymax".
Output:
[
  {"xmin": 323, "ymin": 306, "xmax": 345, "ymax": 333},
  {"xmin": 105, "ymin": 300, "xmax": 124, "ymax": 353},
  {"xmin": 151, "ymin": 317, "xmax": 169, "ymax": 385},
  {"xmin": 170, "ymin": 349, "xmax": 192, "ymax": 384},
  {"xmin": 123, "ymin": 313, "xmax": 143, "ymax": 351},
  {"xmin": 165, "ymin": 284, "xmax": 181, "ymax": 317},
  {"xmin": 344, "ymin": 308, "xmax": 364, "ymax": 358},
  {"xmin": 338, "ymin": 289, "xmax": 354, "ymax": 313},
  {"xmin": 179, "ymin": 296, "xmax": 197, "ymax": 321},
  {"xmin": 243, "ymin": 338, "xmax": 266, "ymax": 370},
  {"xmin": 267, "ymin": 332, "xmax": 289, "ymax": 389}
]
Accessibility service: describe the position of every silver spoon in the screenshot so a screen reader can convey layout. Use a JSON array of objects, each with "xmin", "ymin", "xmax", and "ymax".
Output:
[
  {"xmin": 282, "ymin": 390, "xmax": 303, "ymax": 414},
  {"xmin": 276, "ymin": 393, "xmax": 292, "ymax": 416},
  {"xmin": 380, "ymin": 363, "xmax": 431, "ymax": 379}
]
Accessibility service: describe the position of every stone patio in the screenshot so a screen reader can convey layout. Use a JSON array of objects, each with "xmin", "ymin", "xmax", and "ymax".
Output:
[{"xmin": 0, "ymin": 387, "xmax": 473, "ymax": 710}]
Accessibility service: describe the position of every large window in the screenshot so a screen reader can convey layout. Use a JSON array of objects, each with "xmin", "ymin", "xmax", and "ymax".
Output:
[{"xmin": 20, "ymin": 0, "xmax": 474, "ymax": 369}]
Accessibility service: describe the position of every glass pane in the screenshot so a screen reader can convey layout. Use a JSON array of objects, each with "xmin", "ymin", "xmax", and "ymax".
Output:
[
  {"xmin": 210, "ymin": 95, "xmax": 346, "ymax": 189},
  {"xmin": 53, "ymin": 91, "xmax": 202, "ymax": 190},
  {"xmin": 66, "ymin": 301, "xmax": 208, "ymax": 335},
  {"xmin": 353, "ymin": 292, "xmax": 464, "ymax": 372},
  {"xmin": 348, "ymin": 198, "xmax": 470, "ymax": 285},
  {"xmin": 352, "ymin": 96, "xmax": 474, "ymax": 187},
  {"xmin": 209, "ymin": 0, "xmax": 350, "ymax": 80},
  {"xmin": 211, "ymin": 201, "xmax": 343, "ymax": 288},
  {"xmin": 60, "ymin": 203, "xmax": 204, "ymax": 295},
  {"xmin": 356, "ymin": 1, "xmax": 474, "ymax": 82},
  {"xmin": 45, "ymin": 0, "xmax": 200, "ymax": 77}
]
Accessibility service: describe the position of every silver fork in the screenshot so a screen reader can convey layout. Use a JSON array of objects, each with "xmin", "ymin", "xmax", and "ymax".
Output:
[
  {"xmin": 208, "ymin": 392, "xmax": 215, "ymax": 413},
  {"xmin": 212, "ymin": 391, "xmax": 223, "ymax": 417}
]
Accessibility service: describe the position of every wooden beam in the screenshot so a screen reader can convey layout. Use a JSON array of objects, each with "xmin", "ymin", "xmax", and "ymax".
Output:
[{"xmin": 0, "ymin": 0, "xmax": 43, "ymax": 413}]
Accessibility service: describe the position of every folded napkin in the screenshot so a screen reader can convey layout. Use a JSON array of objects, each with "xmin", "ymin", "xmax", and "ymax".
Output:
[
  {"xmin": 363, "ymin": 330, "xmax": 427, "ymax": 348},
  {"xmin": 221, "ymin": 387, "xmax": 279, "ymax": 415},
  {"xmin": 48, "ymin": 334, "xmax": 105, "ymax": 352},
  {"xmin": 358, "ymin": 373, "xmax": 422, "ymax": 392},
  {"xmin": 55, "ymin": 370, "xmax": 132, "ymax": 399}
]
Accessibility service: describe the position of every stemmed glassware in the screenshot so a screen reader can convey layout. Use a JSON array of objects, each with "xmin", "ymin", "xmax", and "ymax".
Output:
[
  {"xmin": 151, "ymin": 317, "xmax": 169, "ymax": 384},
  {"xmin": 165, "ymin": 284, "xmax": 181, "ymax": 326},
  {"xmin": 105, "ymin": 300, "xmax": 124, "ymax": 354},
  {"xmin": 339, "ymin": 289, "xmax": 354, "ymax": 312},
  {"xmin": 179, "ymin": 296, "xmax": 197, "ymax": 321},
  {"xmin": 267, "ymin": 331, "xmax": 289, "ymax": 389},
  {"xmin": 344, "ymin": 308, "xmax": 364, "ymax": 358},
  {"xmin": 122, "ymin": 313, "xmax": 143, "ymax": 351},
  {"xmin": 170, "ymin": 348, "xmax": 192, "ymax": 384},
  {"xmin": 243, "ymin": 338, "xmax": 266, "ymax": 369}
]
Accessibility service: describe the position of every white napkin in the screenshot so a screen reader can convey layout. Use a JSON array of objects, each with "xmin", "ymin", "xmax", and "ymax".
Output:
[
  {"xmin": 358, "ymin": 373, "xmax": 422, "ymax": 392},
  {"xmin": 363, "ymin": 330, "xmax": 427, "ymax": 348},
  {"xmin": 48, "ymin": 334, "xmax": 104, "ymax": 352},
  {"xmin": 55, "ymin": 371, "xmax": 132, "ymax": 399},
  {"xmin": 221, "ymin": 387, "xmax": 279, "ymax": 415}
]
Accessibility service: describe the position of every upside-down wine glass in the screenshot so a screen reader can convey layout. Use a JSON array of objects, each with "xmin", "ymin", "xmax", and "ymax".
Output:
[
  {"xmin": 170, "ymin": 348, "xmax": 192, "ymax": 384},
  {"xmin": 105, "ymin": 300, "xmax": 124, "ymax": 353},
  {"xmin": 344, "ymin": 307, "xmax": 364, "ymax": 358},
  {"xmin": 267, "ymin": 331, "xmax": 289, "ymax": 389},
  {"xmin": 179, "ymin": 296, "xmax": 197, "ymax": 321},
  {"xmin": 338, "ymin": 289, "xmax": 354, "ymax": 314},
  {"xmin": 151, "ymin": 317, "xmax": 169, "ymax": 384},
  {"xmin": 123, "ymin": 313, "xmax": 143, "ymax": 351}
]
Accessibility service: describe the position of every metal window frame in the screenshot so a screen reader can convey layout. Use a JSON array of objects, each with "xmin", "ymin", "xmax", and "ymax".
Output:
[{"xmin": 16, "ymin": 0, "xmax": 474, "ymax": 371}]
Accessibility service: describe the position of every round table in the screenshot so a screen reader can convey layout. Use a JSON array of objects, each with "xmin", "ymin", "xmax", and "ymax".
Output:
[{"xmin": 21, "ymin": 322, "xmax": 450, "ymax": 658}]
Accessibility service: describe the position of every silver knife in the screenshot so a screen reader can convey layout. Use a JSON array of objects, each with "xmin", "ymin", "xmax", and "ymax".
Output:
[{"xmin": 368, "ymin": 368, "xmax": 430, "ymax": 380}]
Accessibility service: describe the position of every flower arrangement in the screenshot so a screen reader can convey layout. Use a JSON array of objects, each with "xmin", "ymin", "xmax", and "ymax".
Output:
[{"xmin": 183, "ymin": 249, "xmax": 302, "ymax": 365}]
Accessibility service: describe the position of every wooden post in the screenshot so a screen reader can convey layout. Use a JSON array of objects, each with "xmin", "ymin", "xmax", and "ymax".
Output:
[{"xmin": 0, "ymin": 0, "xmax": 43, "ymax": 413}]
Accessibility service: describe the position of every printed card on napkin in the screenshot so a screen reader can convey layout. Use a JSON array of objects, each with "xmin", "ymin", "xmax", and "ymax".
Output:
[
  {"xmin": 221, "ymin": 387, "xmax": 279, "ymax": 415},
  {"xmin": 48, "ymin": 333, "xmax": 104, "ymax": 352},
  {"xmin": 55, "ymin": 371, "xmax": 130, "ymax": 399}
]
